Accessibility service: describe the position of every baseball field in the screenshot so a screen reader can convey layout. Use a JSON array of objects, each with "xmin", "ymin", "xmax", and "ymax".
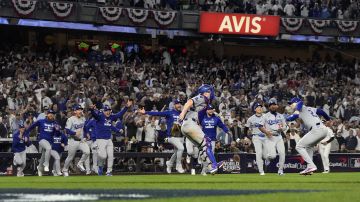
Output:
[{"xmin": 0, "ymin": 173, "xmax": 359, "ymax": 202}]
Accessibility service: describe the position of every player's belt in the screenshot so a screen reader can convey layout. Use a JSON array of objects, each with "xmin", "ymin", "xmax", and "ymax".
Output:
[
  {"xmin": 253, "ymin": 133, "xmax": 265, "ymax": 137},
  {"xmin": 309, "ymin": 122, "xmax": 321, "ymax": 131}
]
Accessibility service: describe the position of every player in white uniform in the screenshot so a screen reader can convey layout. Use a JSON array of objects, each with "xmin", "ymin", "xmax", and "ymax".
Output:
[
  {"xmin": 245, "ymin": 102, "xmax": 268, "ymax": 175},
  {"xmin": 63, "ymin": 105, "xmax": 90, "ymax": 176},
  {"xmin": 259, "ymin": 98, "xmax": 287, "ymax": 175},
  {"xmin": 318, "ymin": 120, "xmax": 335, "ymax": 173},
  {"xmin": 286, "ymin": 97, "xmax": 331, "ymax": 175},
  {"xmin": 179, "ymin": 84, "xmax": 223, "ymax": 174}
]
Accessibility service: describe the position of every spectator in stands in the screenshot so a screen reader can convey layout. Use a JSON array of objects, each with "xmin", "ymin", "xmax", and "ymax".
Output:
[
  {"xmin": 283, "ymin": 0, "xmax": 295, "ymax": 16},
  {"xmin": 345, "ymin": 129, "xmax": 358, "ymax": 152}
]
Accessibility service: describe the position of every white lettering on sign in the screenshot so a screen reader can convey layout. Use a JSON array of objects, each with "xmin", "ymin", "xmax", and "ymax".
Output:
[{"xmin": 218, "ymin": 16, "xmax": 262, "ymax": 33}]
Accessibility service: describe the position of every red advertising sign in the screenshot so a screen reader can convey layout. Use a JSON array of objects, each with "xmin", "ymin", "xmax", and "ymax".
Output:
[{"xmin": 199, "ymin": 12, "xmax": 280, "ymax": 36}]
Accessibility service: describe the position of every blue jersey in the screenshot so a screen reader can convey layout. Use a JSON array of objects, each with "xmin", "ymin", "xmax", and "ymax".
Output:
[
  {"xmin": 26, "ymin": 119, "xmax": 57, "ymax": 142},
  {"xmin": 90, "ymin": 107, "xmax": 128, "ymax": 140},
  {"xmin": 201, "ymin": 115, "xmax": 229, "ymax": 141},
  {"xmin": 12, "ymin": 131, "xmax": 31, "ymax": 153},
  {"xmin": 146, "ymin": 109, "xmax": 181, "ymax": 137},
  {"xmin": 51, "ymin": 132, "xmax": 68, "ymax": 154},
  {"xmin": 84, "ymin": 118, "xmax": 120, "ymax": 141}
]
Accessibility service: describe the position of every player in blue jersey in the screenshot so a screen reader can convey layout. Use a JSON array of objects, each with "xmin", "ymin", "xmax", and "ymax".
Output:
[
  {"xmin": 50, "ymin": 124, "xmax": 68, "ymax": 176},
  {"xmin": 12, "ymin": 123, "xmax": 31, "ymax": 177}
]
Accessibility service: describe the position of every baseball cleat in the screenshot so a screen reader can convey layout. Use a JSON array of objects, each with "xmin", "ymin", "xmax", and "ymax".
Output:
[
  {"xmin": 63, "ymin": 171, "xmax": 69, "ymax": 177},
  {"xmin": 166, "ymin": 161, "xmax": 172, "ymax": 174},
  {"xmin": 17, "ymin": 172, "xmax": 24, "ymax": 177},
  {"xmin": 300, "ymin": 167, "xmax": 317, "ymax": 175},
  {"xmin": 176, "ymin": 166, "xmax": 185, "ymax": 174},
  {"xmin": 44, "ymin": 166, "xmax": 49, "ymax": 172},
  {"xmin": 322, "ymin": 170, "xmax": 330, "ymax": 173},
  {"xmin": 260, "ymin": 172, "xmax": 265, "ymax": 176},
  {"xmin": 77, "ymin": 163, "xmax": 86, "ymax": 172},
  {"xmin": 37, "ymin": 166, "xmax": 43, "ymax": 177},
  {"xmin": 191, "ymin": 169, "xmax": 196, "ymax": 175},
  {"xmin": 86, "ymin": 170, "xmax": 92, "ymax": 175},
  {"xmin": 106, "ymin": 172, "xmax": 112, "ymax": 176},
  {"xmin": 52, "ymin": 170, "xmax": 59, "ymax": 176}
]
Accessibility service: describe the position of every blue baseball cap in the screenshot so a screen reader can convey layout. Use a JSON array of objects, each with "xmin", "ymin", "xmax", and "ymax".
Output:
[
  {"xmin": 252, "ymin": 102, "xmax": 262, "ymax": 112},
  {"xmin": 103, "ymin": 105, "xmax": 112, "ymax": 111},
  {"xmin": 207, "ymin": 104, "xmax": 215, "ymax": 110},
  {"xmin": 72, "ymin": 104, "xmax": 83, "ymax": 111},
  {"xmin": 268, "ymin": 98, "xmax": 278, "ymax": 106},
  {"xmin": 288, "ymin": 97, "xmax": 302, "ymax": 105},
  {"xmin": 174, "ymin": 99, "xmax": 181, "ymax": 105},
  {"xmin": 47, "ymin": 109, "xmax": 55, "ymax": 114},
  {"xmin": 19, "ymin": 123, "xmax": 25, "ymax": 128}
]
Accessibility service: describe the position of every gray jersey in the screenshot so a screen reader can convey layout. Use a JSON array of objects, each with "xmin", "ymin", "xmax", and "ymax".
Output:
[
  {"xmin": 65, "ymin": 116, "xmax": 86, "ymax": 139},
  {"xmin": 298, "ymin": 106, "xmax": 322, "ymax": 130},
  {"xmin": 261, "ymin": 112, "xmax": 287, "ymax": 135},
  {"xmin": 245, "ymin": 114, "xmax": 264, "ymax": 135},
  {"xmin": 185, "ymin": 94, "xmax": 208, "ymax": 122}
]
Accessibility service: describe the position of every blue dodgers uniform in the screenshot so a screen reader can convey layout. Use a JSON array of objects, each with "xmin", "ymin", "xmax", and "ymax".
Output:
[
  {"xmin": 90, "ymin": 107, "xmax": 128, "ymax": 140},
  {"xmin": 145, "ymin": 110, "xmax": 181, "ymax": 137},
  {"xmin": 26, "ymin": 119, "xmax": 56, "ymax": 142},
  {"xmin": 84, "ymin": 119, "xmax": 120, "ymax": 141},
  {"xmin": 91, "ymin": 106, "xmax": 128, "ymax": 174},
  {"xmin": 12, "ymin": 131, "xmax": 31, "ymax": 153},
  {"xmin": 200, "ymin": 115, "xmax": 229, "ymax": 142},
  {"xmin": 51, "ymin": 129, "xmax": 68, "ymax": 175},
  {"xmin": 145, "ymin": 109, "xmax": 183, "ymax": 172}
]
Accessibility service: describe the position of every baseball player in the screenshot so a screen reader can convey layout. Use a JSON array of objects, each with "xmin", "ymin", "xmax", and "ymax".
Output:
[
  {"xmin": 50, "ymin": 124, "xmax": 68, "ymax": 176},
  {"xmin": 90, "ymin": 100, "xmax": 132, "ymax": 176},
  {"xmin": 179, "ymin": 84, "xmax": 222, "ymax": 175},
  {"xmin": 138, "ymin": 99, "xmax": 184, "ymax": 174},
  {"xmin": 63, "ymin": 105, "xmax": 90, "ymax": 176},
  {"xmin": 259, "ymin": 98, "xmax": 287, "ymax": 175},
  {"xmin": 318, "ymin": 120, "xmax": 335, "ymax": 173},
  {"xmin": 12, "ymin": 123, "xmax": 31, "ymax": 177},
  {"xmin": 199, "ymin": 104, "xmax": 229, "ymax": 175},
  {"xmin": 84, "ymin": 118, "xmax": 121, "ymax": 173},
  {"xmin": 245, "ymin": 102, "xmax": 268, "ymax": 175},
  {"xmin": 286, "ymin": 97, "xmax": 331, "ymax": 175},
  {"xmin": 26, "ymin": 109, "xmax": 57, "ymax": 176}
]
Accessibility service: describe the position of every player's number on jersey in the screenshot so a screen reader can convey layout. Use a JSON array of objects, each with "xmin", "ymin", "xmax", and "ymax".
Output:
[{"xmin": 308, "ymin": 109, "xmax": 318, "ymax": 118}]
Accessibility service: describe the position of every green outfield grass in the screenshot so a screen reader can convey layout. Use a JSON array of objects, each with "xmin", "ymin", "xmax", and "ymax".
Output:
[{"xmin": 0, "ymin": 173, "xmax": 359, "ymax": 202}]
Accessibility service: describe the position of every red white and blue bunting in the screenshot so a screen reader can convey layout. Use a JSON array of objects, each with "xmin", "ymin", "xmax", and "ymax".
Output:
[
  {"xmin": 335, "ymin": 20, "xmax": 359, "ymax": 33},
  {"xmin": 281, "ymin": 18, "xmax": 304, "ymax": 33},
  {"xmin": 12, "ymin": 0, "xmax": 37, "ymax": 16},
  {"xmin": 99, "ymin": 7, "xmax": 123, "ymax": 22},
  {"xmin": 49, "ymin": 2, "xmax": 73, "ymax": 18},
  {"xmin": 152, "ymin": 10, "xmax": 176, "ymax": 26},
  {"xmin": 126, "ymin": 8, "xmax": 149, "ymax": 24},
  {"xmin": 308, "ymin": 19, "xmax": 331, "ymax": 34}
]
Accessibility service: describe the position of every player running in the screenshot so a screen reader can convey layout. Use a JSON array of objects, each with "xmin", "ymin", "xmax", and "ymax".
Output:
[
  {"xmin": 245, "ymin": 102, "xmax": 268, "ymax": 175},
  {"xmin": 138, "ymin": 99, "xmax": 184, "ymax": 174},
  {"xmin": 50, "ymin": 124, "xmax": 68, "ymax": 176},
  {"xmin": 12, "ymin": 123, "xmax": 31, "ymax": 177},
  {"xmin": 90, "ymin": 100, "xmax": 132, "ymax": 176},
  {"xmin": 286, "ymin": 97, "xmax": 331, "ymax": 175},
  {"xmin": 179, "ymin": 84, "xmax": 223, "ymax": 175},
  {"xmin": 319, "ymin": 120, "xmax": 335, "ymax": 173},
  {"xmin": 63, "ymin": 105, "xmax": 89, "ymax": 176},
  {"xmin": 259, "ymin": 98, "xmax": 287, "ymax": 175},
  {"xmin": 199, "ymin": 104, "xmax": 229, "ymax": 175},
  {"xmin": 26, "ymin": 109, "xmax": 57, "ymax": 176}
]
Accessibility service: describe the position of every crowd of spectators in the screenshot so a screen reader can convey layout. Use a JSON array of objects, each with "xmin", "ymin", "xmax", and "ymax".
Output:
[
  {"xmin": 2, "ymin": 0, "xmax": 359, "ymax": 19},
  {"xmin": 0, "ymin": 42, "xmax": 360, "ymax": 155}
]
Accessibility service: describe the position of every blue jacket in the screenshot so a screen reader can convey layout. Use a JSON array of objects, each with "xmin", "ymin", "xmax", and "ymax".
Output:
[
  {"xmin": 90, "ymin": 107, "xmax": 128, "ymax": 140},
  {"xmin": 12, "ymin": 131, "xmax": 31, "ymax": 153},
  {"xmin": 201, "ymin": 115, "xmax": 229, "ymax": 141},
  {"xmin": 51, "ymin": 131, "xmax": 68, "ymax": 154},
  {"xmin": 26, "ymin": 119, "xmax": 57, "ymax": 142},
  {"xmin": 84, "ymin": 118, "xmax": 120, "ymax": 141},
  {"xmin": 146, "ymin": 109, "xmax": 181, "ymax": 137}
]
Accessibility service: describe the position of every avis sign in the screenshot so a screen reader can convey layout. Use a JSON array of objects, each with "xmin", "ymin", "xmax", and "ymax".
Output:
[{"xmin": 199, "ymin": 12, "xmax": 280, "ymax": 36}]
